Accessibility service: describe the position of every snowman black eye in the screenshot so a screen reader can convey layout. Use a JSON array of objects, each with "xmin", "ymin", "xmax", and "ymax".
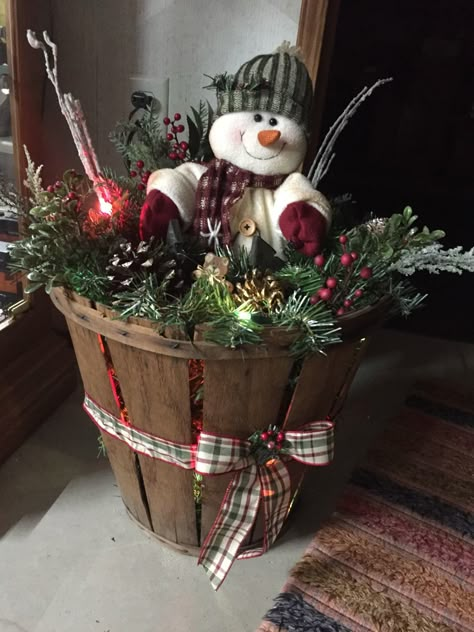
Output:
[
  {"xmin": 269, "ymin": 117, "xmax": 278, "ymax": 126},
  {"xmin": 254, "ymin": 113, "xmax": 263, "ymax": 122}
]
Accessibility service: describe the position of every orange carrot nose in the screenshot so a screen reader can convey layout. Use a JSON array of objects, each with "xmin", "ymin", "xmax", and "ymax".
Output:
[{"xmin": 258, "ymin": 130, "xmax": 281, "ymax": 147}]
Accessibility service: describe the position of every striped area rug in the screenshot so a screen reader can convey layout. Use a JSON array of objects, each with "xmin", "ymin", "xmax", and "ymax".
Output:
[{"xmin": 257, "ymin": 382, "xmax": 474, "ymax": 632}]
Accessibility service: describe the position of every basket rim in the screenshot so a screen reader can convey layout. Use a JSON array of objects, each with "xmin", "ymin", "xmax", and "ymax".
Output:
[{"xmin": 50, "ymin": 287, "xmax": 389, "ymax": 360}]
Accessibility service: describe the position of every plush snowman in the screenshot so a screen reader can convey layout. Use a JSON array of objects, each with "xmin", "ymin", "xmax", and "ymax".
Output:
[{"xmin": 140, "ymin": 44, "xmax": 332, "ymax": 259}]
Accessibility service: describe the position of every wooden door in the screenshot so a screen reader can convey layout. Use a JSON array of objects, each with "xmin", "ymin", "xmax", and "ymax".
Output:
[{"xmin": 298, "ymin": 0, "xmax": 474, "ymax": 342}]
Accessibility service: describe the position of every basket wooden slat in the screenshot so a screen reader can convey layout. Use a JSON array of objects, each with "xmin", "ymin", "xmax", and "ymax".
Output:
[
  {"xmin": 107, "ymin": 341, "xmax": 198, "ymax": 546},
  {"xmin": 200, "ymin": 356, "xmax": 295, "ymax": 543},
  {"xmin": 64, "ymin": 301, "xmax": 151, "ymax": 529},
  {"xmin": 285, "ymin": 339, "xmax": 367, "ymax": 429}
]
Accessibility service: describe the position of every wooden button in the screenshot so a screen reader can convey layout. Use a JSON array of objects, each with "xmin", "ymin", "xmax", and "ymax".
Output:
[{"xmin": 239, "ymin": 218, "xmax": 256, "ymax": 236}]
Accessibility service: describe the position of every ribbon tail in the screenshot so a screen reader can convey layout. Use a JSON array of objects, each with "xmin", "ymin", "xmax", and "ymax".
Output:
[
  {"xmin": 260, "ymin": 459, "xmax": 292, "ymax": 551},
  {"xmin": 198, "ymin": 465, "xmax": 260, "ymax": 590}
]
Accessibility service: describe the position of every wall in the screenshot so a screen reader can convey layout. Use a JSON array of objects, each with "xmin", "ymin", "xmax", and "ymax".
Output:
[{"xmin": 41, "ymin": 0, "xmax": 300, "ymax": 179}]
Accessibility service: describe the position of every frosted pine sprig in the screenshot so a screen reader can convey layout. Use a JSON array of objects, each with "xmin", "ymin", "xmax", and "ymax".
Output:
[
  {"xmin": 23, "ymin": 145, "xmax": 44, "ymax": 205},
  {"xmin": 392, "ymin": 244, "xmax": 474, "ymax": 276}
]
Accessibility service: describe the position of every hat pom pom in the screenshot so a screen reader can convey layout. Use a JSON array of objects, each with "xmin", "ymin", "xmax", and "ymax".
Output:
[{"xmin": 274, "ymin": 40, "xmax": 305, "ymax": 62}]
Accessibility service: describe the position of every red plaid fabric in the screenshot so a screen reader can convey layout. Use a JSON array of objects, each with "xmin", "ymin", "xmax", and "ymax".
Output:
[
  {"xmin": 196, "ymin": 422, "xmax": 334, "ymax": 590},
  {"xmin": 193, "ymin": 158, "xmax": 286, "ymax": 244}
]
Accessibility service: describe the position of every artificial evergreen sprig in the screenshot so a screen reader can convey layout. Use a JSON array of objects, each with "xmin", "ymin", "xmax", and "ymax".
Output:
[
  {"xmin": 392, "ymin": 243, "xmax": 474, "ymax": 276},
  {"xmin": 273, "ymin": 292, "xmax": 341, "ymax": 357},
  {"xmin": 109, "ymin": 105, "xmax": 172, "ymax": 172},
  {"xmin": 112, "ymin": 273, "xmax": 168, "ymax": 322},
  {"xmin": 186, "ymin": 100, "xmax": 215, "ymax": 162},
  {"xmin": 347, "ymin": 206, "xmax": 445, "ymax": 264}
]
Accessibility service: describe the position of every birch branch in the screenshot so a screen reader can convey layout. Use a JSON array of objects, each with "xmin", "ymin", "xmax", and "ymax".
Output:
[
  {"xmin": 27, "ymin": 30, "xmax": 101, "ymax": 184},
  {"xmin": 308, "ymin": 78, "xmax": 393, "ymax": 189}
]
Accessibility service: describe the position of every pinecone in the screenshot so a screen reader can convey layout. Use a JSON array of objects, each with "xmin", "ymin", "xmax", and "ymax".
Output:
[
  {"xmin": 106, "ymin": 238, "xmax": 185, "ymax": 293},
  {"xmin": 365, "ymin": 217, "xmax": 388, "ymax": 235},
  {"xmin": 234, "ymin": 270, "xmax": 285, "ymax": 313}
]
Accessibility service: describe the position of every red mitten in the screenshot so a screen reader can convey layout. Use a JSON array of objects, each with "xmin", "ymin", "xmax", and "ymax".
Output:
[
  {"xmin": 139, "ymin": 189, "xmax": 180, "ymax": 241},
  {"xmin": 278, "ymin": 202, "xmax": 327, "ymax": 257}
]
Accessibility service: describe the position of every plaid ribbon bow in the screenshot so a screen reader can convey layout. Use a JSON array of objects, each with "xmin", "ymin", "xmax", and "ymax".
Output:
[
  {"xmin": 195, "ymin": 422, "xmax": 334, "ymax": 589},
  {"xmin": 83, "ymin": 394, "xmax": 334, "ymax": 590}
]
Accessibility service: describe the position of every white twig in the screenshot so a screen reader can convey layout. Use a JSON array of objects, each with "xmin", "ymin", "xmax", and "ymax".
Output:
[
  {"xmin": 27, "ymin": 30, "xmax": 101, "ymax": 184},
  {"xmin": 308, "ymin": 78, "xmax": 393, "ymax": 188}
]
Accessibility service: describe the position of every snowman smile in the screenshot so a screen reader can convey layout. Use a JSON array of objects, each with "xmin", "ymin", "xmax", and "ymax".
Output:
[{"xmin": 240, "ymin": 131, "xmax": 286, "ymax": 160}]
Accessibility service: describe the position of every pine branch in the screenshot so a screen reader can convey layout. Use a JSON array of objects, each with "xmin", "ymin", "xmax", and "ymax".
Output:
[{"xmin": 272, "ymin": 292, "xmax": 341, "ymax": 357}]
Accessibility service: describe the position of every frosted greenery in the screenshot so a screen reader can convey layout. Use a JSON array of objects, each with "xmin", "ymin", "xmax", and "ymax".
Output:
[{"xmin": 392, "ymin": 244, "xmax": 474, "ymax": 276}]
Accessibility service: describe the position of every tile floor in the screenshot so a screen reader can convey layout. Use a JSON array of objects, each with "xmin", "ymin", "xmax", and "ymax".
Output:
[{"xmin": 1, "ymin": 329, "xmax": 472, "ymax": 632}]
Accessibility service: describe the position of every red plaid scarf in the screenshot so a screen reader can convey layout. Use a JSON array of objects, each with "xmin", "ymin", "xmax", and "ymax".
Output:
[{"xmin": 194, "ymin": 159, "xmax": 286, "ymax": 244}]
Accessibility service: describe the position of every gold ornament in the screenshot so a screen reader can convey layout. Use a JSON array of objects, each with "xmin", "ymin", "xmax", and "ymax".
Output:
[{"xmin": 234, "ymin": 270, "xmax": 285, "ymax": 313}]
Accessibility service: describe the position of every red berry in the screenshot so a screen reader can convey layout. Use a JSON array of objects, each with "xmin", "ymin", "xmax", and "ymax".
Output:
[
  {"xmin": 129, "ymin": 170, "xmax": 137, "ymax": 178},
  {"xmin": 340, "ymin": 253, "xmax": 353, "ymax": 267},
  {"xmin": 166, "ymin": 132, "xmax": 174, "ymax": 141},
  {"xmin": 343, "ymin": 299, "xmax": 353, "ymax": 308},
  {"xmin": 267, "ymin": 429, "xmax": 274, "ymax": 436},
  {"xmin": 174, "ymin": 113, "xmax": 181, "ymax": 121},
  {"xmin": 260, "ymin": 431, "xmax": 269, "ymax": 441},
  {"xmin": 54, "ymin": 181, "xmax": 62, "ymax": 189},
  {"xmin": 276, "ymin": 432, "xmax": 284, "ymax": 442},
  {"xmin": 136, "ymin": 160, "xmax": 144, "ymax": 169},
  {"xmin": 360, "ymin": 266, "xmax": 373, "ymax": 279},
  {"xmin": 67, "ymin": 191, "xmax": 78, "ymax": 200},
  {"xmin": 314, "ymin": 254, "xmax": 325, "ymax": 267},
  {"xmin": 46, "ymin": 185, "xmax": 54, "ymax": 193},
  {"xmin": 267, "ymin": 441, "xmax": 275, "ymax": 449},
  {"xmin": 310, "ymin": 294, "xmax": 319, "ymax": 305},
  {"xmin": 177, "ymin": 152, "xmax": 186, "ymax": 160},
  {"xmin": 354, "ymin": 289, "xmax": 363, "ymax": 298},
  {"xmin": 326, "ymin": 277, "xmax": 337, "ymax": 289},
  {"xmin": 141, "ymin": 174, "xmax": 149, "ymax": 183},
  {"xmin": 276, "ymin": 442, "xmax": 283, "ymax": 450},
  {"xmin": 350, "ymin": 251, "xmax": 358, "ymax": 261},
  {"xmin": 171, "ymin": 126, "xmax": 178, "ymax": 134},
  {"xmin": 176, "ymin": 124, "xmax": 185, "ymax": 133},
  {"xmin": 318, "ymin": 288, "xmax": 332, "ymax": 301},
  {"xmin": 339, "ymin": 235, "xmax": 348, "ymax": 244},
  {"xmin": 336, "ymin": 307, "xmax": 345, "ymax": 316},
  {"xmin": 163, "ymin": 117, "xmax": 171, "ymax": 125},
  {"xmin": 168, "ymin": 152, "xmax": 178, "ymax": 160},
  {"xmin": 137, "ymin": 183, "xmax": 145, "ymax": 191},
  {"xmin": 180, "ymin": 141, "xmax": 189, "ymax": 150}
]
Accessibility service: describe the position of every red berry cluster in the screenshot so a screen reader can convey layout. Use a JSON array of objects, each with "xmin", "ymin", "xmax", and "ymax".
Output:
[
  {"xmin": 163, "ymin": 112, "xmax": 188, "ymax": 163},
  {"xmin": 46, "ymin": 170, "xmax": 80, "ymax": 203},
  {"xmin": 129, "ymin": 160, "xmax": 152, "ymax": 191},
  {"xmin": 312, "ymin": 234, "xmax": 373, "ymax": 316},
  {"xmin": 260, "ymin": 428, "xmax": 285, "ymax": 451}
]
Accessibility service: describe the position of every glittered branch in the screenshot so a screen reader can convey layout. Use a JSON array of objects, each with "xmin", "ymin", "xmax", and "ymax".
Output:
[
  {"xmin": 27, "ymin": 30, "xmax": 101, "ymax": 184},
  {"xmin": 308, "ymin": 78, "xmax": 393, "ymax": 188}
]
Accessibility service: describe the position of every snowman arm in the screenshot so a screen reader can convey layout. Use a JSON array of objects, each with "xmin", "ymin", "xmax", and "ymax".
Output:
[
  {"xmin": 143, "ymin": 162, "xmax": 207, "ymax": 230},
  {"xmin": 274, "ymin": 173, "xmax": 332, "ymax": 257},
  {"xmin": 273, "ymin": 173, "xmax": 332, "ymax": 225}
]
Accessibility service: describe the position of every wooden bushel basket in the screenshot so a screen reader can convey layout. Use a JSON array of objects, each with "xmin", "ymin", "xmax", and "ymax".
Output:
[{"xmin": 50, "ymin": 287, "xmax": 387, "ymax": 555}]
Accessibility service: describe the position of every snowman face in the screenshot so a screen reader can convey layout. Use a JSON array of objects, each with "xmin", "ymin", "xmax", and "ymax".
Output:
[{"xmin": 209, "ymin": 111, "xmax": 307, "ymax": 175}]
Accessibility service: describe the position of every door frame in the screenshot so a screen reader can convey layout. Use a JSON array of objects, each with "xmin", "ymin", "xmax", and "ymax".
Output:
[
  {"xmin": 297, "ymin": 0, "xmax": 341, "ymax": 168},
  {"xmin": 0, "ymin": 0, "xmax": 76, "ymax": 464}
]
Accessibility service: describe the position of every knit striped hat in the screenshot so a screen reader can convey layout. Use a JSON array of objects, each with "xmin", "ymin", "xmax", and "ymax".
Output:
[{"xmin": 213, "ymin": 43, "xmax": 313, "ymax": 133}]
